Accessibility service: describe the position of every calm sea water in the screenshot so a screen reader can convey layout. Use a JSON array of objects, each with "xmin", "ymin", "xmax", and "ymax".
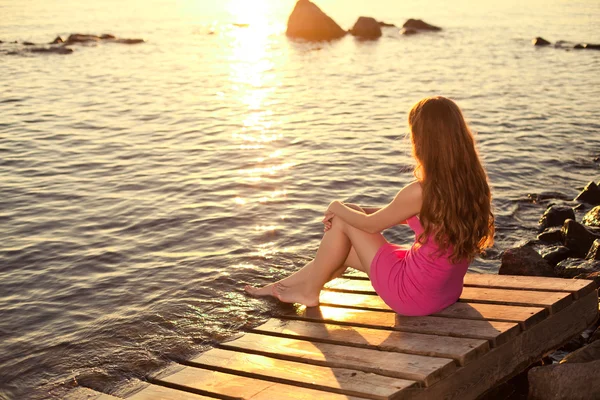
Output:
[{"xmin": 1, "ymin": 0, "xmax": 599, "ymax": 398}]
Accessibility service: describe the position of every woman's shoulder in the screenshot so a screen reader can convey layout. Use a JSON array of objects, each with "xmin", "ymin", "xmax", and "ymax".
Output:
[{"xmin": 397, "ymin": 180, "xmax": 423, "ymax": 201}]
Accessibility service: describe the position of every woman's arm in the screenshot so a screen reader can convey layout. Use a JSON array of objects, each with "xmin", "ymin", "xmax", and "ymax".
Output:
[
  {"xmin": 343, "ymin": 203, "xmax": 381, "ymax": 215},
  {"xmin": 328, "ymin": 182, "xmax": 422, "ymax": 233}
]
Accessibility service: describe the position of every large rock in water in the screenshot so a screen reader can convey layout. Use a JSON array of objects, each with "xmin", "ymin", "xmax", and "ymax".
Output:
[
  {"xmin": 575, "ymin": 181, "xmax": 600, "ymax": 205},
  {"xmin": 538, "ymin": 205, "xmax": 575, "ymax": 232},
  {"xmin": 349, "ymin": 17, "xmax": 382, "ymax": 39},
  {"xmin": 499, "ymin": 245, "xmax": 555, "ymax": 277},
  {"xmin": 583, "ymin": 205, "xmax": 600, "ymax": 227},
  {"xmin": 541, "ymin": 245, "xmax": 571, "ymax": 266},
  {"xmin": 286, "ymin": 0, "xmax": 346, "ymax": 41},
  {"xmin": 554, "ymin": 257, "xmax": 600, "ymax": 278},
  {"xmin": 587, "ymin": 239, "xmax": 600, "ymax": 260},
  {"xmin": 527, "ymin": 360, "xmax": 600, "ymax": 400},
  {"xmin": 561, "ymin": 219, "xmax": 600, "ymax": 258},
  {"xmin": 562, "ymin": 340, "xmax": 600, "ymax": 364},
  {"xmin": 402, "ymin": 19, "xmax": 441, "ymax": 31},
  {"xmin": 532, "ymin": 37, "xmax": 551, "ymax": 46}
]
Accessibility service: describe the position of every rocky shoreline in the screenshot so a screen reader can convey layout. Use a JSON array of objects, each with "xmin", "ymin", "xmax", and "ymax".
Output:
[{"xmin": 484, "ymin": 180, "xmax": 600, "ymax": 399}]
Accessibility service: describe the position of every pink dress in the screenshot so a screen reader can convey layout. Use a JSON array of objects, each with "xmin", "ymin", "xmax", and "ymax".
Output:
[{"xmin": 369, "ymin": 215, "xmax": 469, "ymax": 316}]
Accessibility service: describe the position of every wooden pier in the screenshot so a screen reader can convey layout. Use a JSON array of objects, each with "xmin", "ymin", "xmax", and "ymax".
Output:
[{"xmin": 99, "ymin": 273, "xmax": 597, "ymax": 400}]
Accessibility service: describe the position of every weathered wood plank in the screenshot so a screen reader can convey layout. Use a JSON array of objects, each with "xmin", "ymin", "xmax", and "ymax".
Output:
[
  {"xmin": 459, "ymin": 287, "xmax": 572, "ymax": 314},
  {"xmin": 284, "ymin": 306, "xmax": 521, "ymax": 347},
  {"xmin": 464, "ymin": 274, "xmax": 597, "ymax": 299},
  {"xmin": 338, "ymin": 273, "xmax": 596, "ymax": 299},
  {"xmin": 128, "ymin": 383, "xmax": 215, "ymax": 400},
  {"xmin": 73, "ymin": 388, "xmax": 122, "ymax": 400},
  {"xmin": 153, "ymin": 366, "xmax": 369, "ymax": 399},
  {"xmin": 220, "ymin": 332, "xmax": 456, "ymax": 387},
  {"xmin": 252, "ymin": 319, "xmax": 489, "ymax": 367},
  {"xmin": 319, "ymin": 291, "xmax": 548, "ymax": 329},
  {"xmin": 404, "ymin": 289, "xmax": 599, "ymax": 400},
  {"xmin": 187, "ymin": 348, "xmax": 417, "ymax": 399}
]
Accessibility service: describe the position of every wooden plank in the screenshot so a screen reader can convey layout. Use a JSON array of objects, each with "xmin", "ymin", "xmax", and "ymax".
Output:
[
  {"xmin": 404, "ymin": 289, "xmax": 599, "ymax": 400},
  {"xmin": 319, "ymin": 291, "xmax": 549, "ymax": 329},
  {"xmin": 459, "ymin": 287, "xmax": 572, "ymax": 314},
  {"xmin": 73, "ymin": 388, "xmax": 122, "ymax": 400},
  {"xmin": 252, "ymin": 319, "xmax": 489, "ymax": 367},
  {"xmin": 464, "ymin": 274, "xmax": 597, "ymax": 299},
  {"xmin": 128, "ymin": 383, "xmax": 215, "ymax": 400},
  {"xmin": 220, "ymin": 332, "xmax": 456, "ymax": 387},
  {"xmin": 436, "ymin": 302, "xmax": 547, "ymax": 330},
  {"xmin": 284, "ymin": 306, "xmax": 520, "ymax": 347},
  {"xmin": 153, "ymin": 366, "xmax": 369, "ymax": 400},
  {"xmin": 338, "ymin": 273, "xmax": 597, "ymax": 299},
  {"xmin": 187, "ymin": 348, "xmax": 417, "ymax": 399}
]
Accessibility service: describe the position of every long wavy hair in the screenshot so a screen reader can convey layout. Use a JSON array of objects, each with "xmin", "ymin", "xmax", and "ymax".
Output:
[{"xmin": 409, "ymin": 96, "xmax": 494, "ymax": 262}]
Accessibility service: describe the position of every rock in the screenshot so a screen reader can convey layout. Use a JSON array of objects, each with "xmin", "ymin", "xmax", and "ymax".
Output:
[
  {"xmin": 574, "ymin": 43, "xmax": 600, "ymax": 50},
  {"xmin": 528, "ymin": 360, "xmax": 600, "ymax": 400},
  {"xmin": 555, "ymin": 257, "xmax": 600, "ymax": 278},
  {"xmin": 114, "ymin": 38, "xmax": 144, "ymax": 44},
  {"xmin": 562, "ymin": 219, "xmax": 600, "ymax": 257},
  {"xmin": 587, "ymin": 239, "xmax": 600, "ymax": 260},
  {"xmin": 527, "ymin": 191, "xmax": 570, "ymax": 203},
  {"xmin": 575, "ymin": 270, "xmax": 600, "ymax": 288},
  {"xmin": 539, "ymin": 205, "xmax": 575, "ymax": 231},
  {"xmin": 537, "ymin": 227, "xmax": 563, "ymax": 243},
  {"xmin": 532, "ymin": 37, "xmax": 551, "ymax": 46},
  {"xmin": 286, "ymin": 0, "xmax": 347, "ymax": 41},
  {"xmin": 22, "ymin": 41, "xmax": 35, "ymax": 46},
  {"xmin": 49, "ymin": 36, "xmax": 63, "ymax": 44},
  {"xmin": 29, "ymin": 47, "xmax": 73, "ymax": 54},
  {"xmin": 400, "ymin": 28, "xmax": 418, "ymax": 35},
  {"xmin": 500, "ymin": 245, "xmax": 555, "ymax": 277},
  {"xmin": 562, "ymin": 340, "xmax": 600, "ymax": 364},
  {"xmin": 0, "ymin": 40, "xmax": 3, "ymax": 44},
  {"xmin": 590, "ymin": 326, "xmax": 600, "ymax": 343},
  {"xmin": 65, "ymin": 33, "xmax": 102, "ymax": 44},
  {"xmin": 402, "ymin": 19, "xmax": 441, "ymax": 31},
  {"xmin": 583, "ymin": 206, "xmax": 600, "ymax": 227},
  {"xmin": 349, "ymin": 17, "xmax": 382, "ymax": 39},
  {"xmin": 575, "ymin": 181, "xmax": 600, "ymax": 205},
  {"xmin": 378, "ymin": 21, "xmax": 396, "ymax": 27},
  {"xmin": 541, "ymin": 245, "xmax": 571, "ymax": 266},
  {"xmin": 100, "ymin": 34, "xmax": 116, "ymax": 39}
]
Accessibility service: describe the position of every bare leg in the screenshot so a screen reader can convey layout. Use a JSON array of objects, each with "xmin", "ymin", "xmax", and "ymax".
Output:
[
  {"xmin": 272, "ymin": 217, "xmax": 387, "ymax": 306},
  {"xmin": 245, "ymin": 204, "xmax": 369, "ymax": 298}
]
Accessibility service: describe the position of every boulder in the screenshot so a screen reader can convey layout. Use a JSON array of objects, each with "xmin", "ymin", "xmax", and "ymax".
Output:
[
  {"xmin": 528, "ymin": 360, "xmax": 600, "ymax": 400},
  {"xmin": 583, "ymin": 206, "xmax": 600, "ymax": 227},
  {"xmin": 100, "ymin": 34, "xmax": 116, "ymax": 39},
  {"xmin": 114, "ymin": 38, "xmax": 144, "ymax": 44},
  {"xmin": 286, "ymin": 0, "xmax": 346, "ymax": 41},
  {"xmin": 587, "ymin": 239, "xmax": 600, "ymax": 260},
  {"xmin": 29, "ymin": 46, "xmax": 73, "ymax": 54},
  {"xmin": 378, "ymin": 21, "xmax": 396, "ymax": 27},
  {"xmin": 532, "ymin": 37, "xmax": 551, "ymax": 46},
  {"xmin": 590, "ymin": 326, "xmax": 600, "ymax": 344},
  {"xmin": 349, "ymin": 17, "xmax": 382, "ymax": 39},
  {"xmin": 539, "ymin": 205, "xmax": 575, "ymax": 231},
  {"xmin": 527, "ymin": 191, "xmax": 570, "ymax": 203},
  {"xmin": 537, "ymin": 227, "xmax": 562, "ymax": 243},
  {"xmin": 23, "ymin": 41, "xmax": 35, "ymax": 46},
  {"xmin": 562, "ymin": 340, "xmax": 600, "ymax": 364},
  {"xmin": 541, "ymin": 245, "xmax": 571, "ymax": 266},
  {"xmin": 575, "ymin": 181, "xmax": 600, "ymax": 205},
  {"xmin": 499, "ymin": 245, "xmax": 555, "ymax": 277},
  {"xmin": 65, "ymin": 33, "xmax": 102, "ymax": 44},
  {"xmin": 49, "ymin": 36, "xmax": 63, "ymax": 44},
  {"xmin": 402, "ymin": 19, "xmax": 441, "ymax": 31},
  {"xmin": 555, "ymin": 258, "xmax": 600, "ymax": 278},
  {"xmin": 562, "ymin": 219, "xmax": 600, "ymax": 257},
  {"xmin": 574, "ymin": 43, "xmax": 600, "ymax": 50},
  {"xmin": 400, "ymin": 28, "xmax": 418, "ymax": 35}
]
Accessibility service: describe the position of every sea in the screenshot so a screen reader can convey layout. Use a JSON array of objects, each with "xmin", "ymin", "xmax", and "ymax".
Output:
[{"xmin": 1, "ymin": 0, "xmax": 599, "ymax": 398}]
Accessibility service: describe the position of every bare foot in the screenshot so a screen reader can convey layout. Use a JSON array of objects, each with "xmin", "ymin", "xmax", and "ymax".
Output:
[
  {"xmin": 244, "ymin": 283, "xmax": 276, "ymax": 297},
  {"xmin": 272, "ymin": 282, "xmax": 320, "ymax": 307}
]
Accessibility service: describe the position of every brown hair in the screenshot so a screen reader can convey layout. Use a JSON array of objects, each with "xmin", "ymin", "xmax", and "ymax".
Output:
[{"xmin": 408, "ymin": 96, "xmax": 494, "ymax": 262}]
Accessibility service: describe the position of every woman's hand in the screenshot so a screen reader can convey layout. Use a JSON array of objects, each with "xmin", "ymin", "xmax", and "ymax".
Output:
[
  {"xmin": 323, "ymin": 200, "xmax": 341, "ymax": 232},
  {"xmin": 322, "ymin": 211, "xmax": 334, "ymax": 231}
]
